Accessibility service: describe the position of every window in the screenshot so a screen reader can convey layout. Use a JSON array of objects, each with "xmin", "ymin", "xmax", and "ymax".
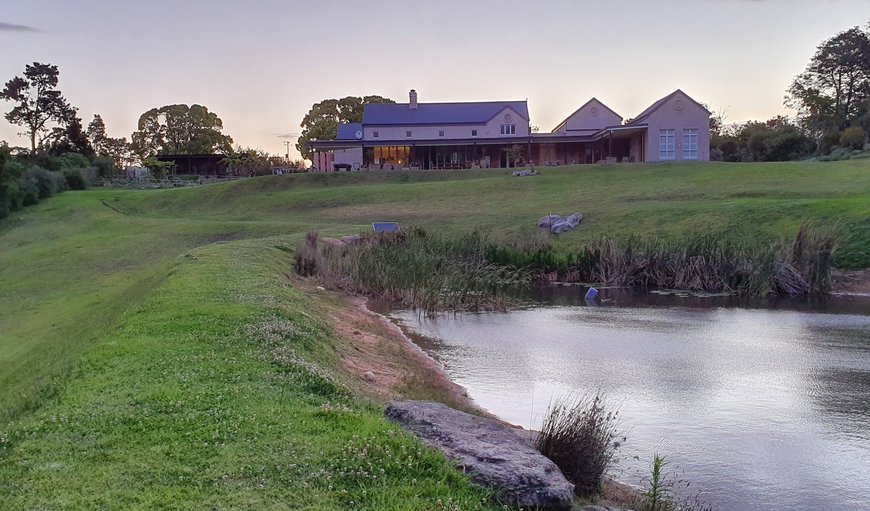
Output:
[
  {"xmin": 373, "ymin": 131, "xmax": 379, "ymax": 138},
  {"xmin": 471, "ymin": 129, "xmax": 478, "ymax": 137},
  {"xmin": 659, "ymin": 129, "xmax": 675, "ymax": 160},
  {"xmin": 406, "ymin": 130, "xmax": 412, "ymax": 137},
  {"xmin": 682, "ymin": 129, "xmax": 699, "ymax": 159},
  {"xmin": 500, "ymin": 124, "xmax": 516, "ymax": 135},
  {"xmin": 439, "ymin": 130, "xmax": 445, "ymax": 137}
]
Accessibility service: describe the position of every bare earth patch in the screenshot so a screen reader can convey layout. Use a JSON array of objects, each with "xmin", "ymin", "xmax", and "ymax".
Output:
[{"xmin": 293, "ymin": 278, "xmax": 484, "ymax": 415}]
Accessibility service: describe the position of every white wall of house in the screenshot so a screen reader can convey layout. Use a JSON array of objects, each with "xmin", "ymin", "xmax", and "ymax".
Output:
[
  {"xmin": 643, "ymin": 91, "xmax": 711, "ymax": 162},
  {"xmin": 362, "ymin": 107, "xmax": 529, "ymax": 142},
  {"xmin": 556, "ymin": 99, "xmax": 622, "ymax": 133}
]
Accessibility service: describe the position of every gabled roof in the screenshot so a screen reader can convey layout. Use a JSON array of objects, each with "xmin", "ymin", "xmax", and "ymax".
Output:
[
  {"xmin": 363, "ymin": 101, "xmax": 529, "ymax": 126},
  {"xmin": 552, "ymin": 97, "xmax": 622, "ymax": 132},
  {"xmin": 626, "ymin": 89, "xmax": 711, "ymax": 125},
  {"xmin": 336, "ymin": 123, "xmax": 362, "ymax": 140}
]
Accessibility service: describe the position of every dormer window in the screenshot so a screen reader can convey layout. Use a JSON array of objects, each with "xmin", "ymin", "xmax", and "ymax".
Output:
[
  {"xmin": 373, "ymin": 131, "xmax": 379, "ymax": 138},
  {"xmin": 500, "ymin": 124, "xmax": 516, "ymax": 135},
  {"xmin": 439, "ymin": 130, "xmax": 445, "ymax": 137},
  {"xmin": 406, "ymin": 130, "xmax": 412, "ymax": 137},
  {"xmin": 471, "ymin": 129, "xmax": 478, "ymax": 137}
]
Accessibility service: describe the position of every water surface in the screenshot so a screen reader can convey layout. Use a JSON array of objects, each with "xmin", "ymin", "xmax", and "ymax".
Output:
[{"xmin": 380, "ymin": 287, "xmax": 870, "ymax": 511}]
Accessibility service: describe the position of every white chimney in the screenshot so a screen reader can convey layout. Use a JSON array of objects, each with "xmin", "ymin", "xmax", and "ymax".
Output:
[{"xmin": 409, "ymin": 89, "xmax": 418, "ymax": 109}]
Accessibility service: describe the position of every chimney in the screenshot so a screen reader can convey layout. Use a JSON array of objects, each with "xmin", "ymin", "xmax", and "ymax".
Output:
[{"xmin": 409, "ymin": 89, "xmax": 418, "ymax": 109}]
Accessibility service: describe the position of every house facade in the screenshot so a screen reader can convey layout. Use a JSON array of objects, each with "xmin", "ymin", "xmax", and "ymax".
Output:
[{"xmin": 309, "ymin": 89, "xmax": 710, "ymax": 171}]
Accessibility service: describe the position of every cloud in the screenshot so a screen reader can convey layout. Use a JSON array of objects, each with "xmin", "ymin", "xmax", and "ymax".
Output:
[{"xmin": 0, "ymin": 22, "xmax": 40, "ymax": 33}]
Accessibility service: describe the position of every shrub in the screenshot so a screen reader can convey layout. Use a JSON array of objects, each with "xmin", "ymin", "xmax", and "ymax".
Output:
[
  {"xmin": 19, "ymin": 166, "xmax": 66, "ymax": 202},
  {"xmin": 536, "ymin": 394, "xmax": 623, "ymax": 497},
  {"xmin": 62, "ymin": 168, "xmax": 87, "ymax": 190},
  {"xmin": 840, "ymin": 127, "xmax": 866, "ymax": 150},
  {"xmin": 57, "ymin": 152, "xmax": 91, "ymax": 170}
]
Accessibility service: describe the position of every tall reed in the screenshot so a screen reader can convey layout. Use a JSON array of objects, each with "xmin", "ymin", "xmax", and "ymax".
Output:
[
  {"xmin": 536, "ymin": 393, "xmax": 623, "ymax": 497},
  {"xmin": 297, "ymin": 229, "xmax": 532, "ymax": 315}
]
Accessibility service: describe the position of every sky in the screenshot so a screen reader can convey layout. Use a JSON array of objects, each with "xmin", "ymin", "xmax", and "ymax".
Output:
[{"xmin": 1, "ymin": 0, "xmax": 869, "ymax": 160}]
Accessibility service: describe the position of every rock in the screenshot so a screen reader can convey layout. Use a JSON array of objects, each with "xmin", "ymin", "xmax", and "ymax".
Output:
[
  {"xmin": 340, "ymin": 234, "xmax": 363, "ymax": 245},
  {"xmin": 385, "ymin": 401, "xmax": 574, "ymax": 510},
  {"xmin": 538, "ymin": 214, "xmax": 562, "ymax": 229},
  {"xmin": 550, "ymin": 212, "xmax": 583, "ymax": 234},
  {"xmin": 363, "ymin": 371, "xmax": 375, "ymax": 381},
  {"xmin": 320, "ymin": 236, "xmax": 346, "ymax": 250},
  {"xmin": 581, "ymin": 506, "xmax": 609, "ymax": 511}
]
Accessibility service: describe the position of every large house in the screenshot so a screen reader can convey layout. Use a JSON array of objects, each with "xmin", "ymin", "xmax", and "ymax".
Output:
[{"xmin": 309, "ymin": 89, "xmax": 710, "ymax": 171}]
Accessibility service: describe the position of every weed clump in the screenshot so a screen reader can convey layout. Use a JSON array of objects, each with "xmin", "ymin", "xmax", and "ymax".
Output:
[
  {"xmin": 641, "ymin": 454, "xmax": 712, "ymax": 511},
  {"xmin": 536, "ymin": 394, "xmax": 623, "ymax": 497}
]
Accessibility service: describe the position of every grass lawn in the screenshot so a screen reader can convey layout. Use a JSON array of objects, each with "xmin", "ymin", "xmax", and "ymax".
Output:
[{"xmin": 0, "ymin": 160, "xmax": 868, "ymax": 509}]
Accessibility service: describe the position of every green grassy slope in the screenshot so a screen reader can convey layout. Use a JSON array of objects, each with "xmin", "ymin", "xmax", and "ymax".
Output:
[
  {"xmin": 115, "ymin": 161, "xmax": 870, "ymax": 267},
  {"xmin": 1, "ymin": 238, "xmax": 493, "ymax": 509}
]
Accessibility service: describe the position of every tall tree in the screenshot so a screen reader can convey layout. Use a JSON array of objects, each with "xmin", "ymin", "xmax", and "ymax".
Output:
[
  {"xmin": 88, "ymin": 114, "xmax": 132, "ymax": 169},
  {"xmin": 787, "ymin": 25, "xmax": 870, "ymax": 137},
  {"xmin": 131, "ymin": 104, "xmax": 234, "ymax": 157},
  {"xmin": 296, "ymin": 95, "xmax": 394, "ymax": 159},
  {"xmin": 0, "ymin": 62, "xmax": 74, "ymax": 153},
  {"xmin": 46, "ymin": 111, "xmax": 93, "ymax": 157}
]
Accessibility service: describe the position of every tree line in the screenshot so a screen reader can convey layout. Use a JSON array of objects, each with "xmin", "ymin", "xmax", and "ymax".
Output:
[{"xmin": 712, "ymin": 21, "xmax": 870, "ymax": 162}]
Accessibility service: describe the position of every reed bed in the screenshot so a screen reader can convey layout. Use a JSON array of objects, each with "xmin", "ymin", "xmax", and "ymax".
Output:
[
  {"xmin": 490, "ymin": 224, "xmax": 839, "ymax": 296},
  {"xmin": 295, "ymin": 229, "xmax": 532, "ymax": 315},
  {"xmin": 296, "ymin": 225, "xmax": 839, "ymax": 309}
]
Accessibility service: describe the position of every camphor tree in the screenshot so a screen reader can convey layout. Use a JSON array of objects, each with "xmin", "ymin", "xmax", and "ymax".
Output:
[
  {"xmin": 0, "ymin": 62, "xmax": 75, "ymax": 153},
  {"xmin": 296, "ymin": 95, "xmax": 394, "ymax": 160},
  {"xmin": 131, "ymin": 104, "xmax": 234, "ymax": 158},
  {"xmin": 786, "ymin": 23, "xmax": 870, "ymax": 142}
]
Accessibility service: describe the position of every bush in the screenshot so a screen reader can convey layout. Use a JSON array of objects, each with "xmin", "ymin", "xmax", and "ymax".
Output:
[
  {"xmin": 63, "ymin": 168, "xmax": 87, "ymax": 190},
  {"xmin": 19, "ymin": 166, "xmax": 66, "ymax": 202},
  {"xmin": 536, "ymin": 394, "xmax": 623, "ymax": 497},
  {"xmin": 92, "ymin": 156, "xmax": 116, "ymax": 177},
  {"xmin": 840, "ymin": 127, "xmax": 866, "ymax": 150},
  {"xmin": 57, "ymin": 152, "xmax": 90, "ymax": 170}
]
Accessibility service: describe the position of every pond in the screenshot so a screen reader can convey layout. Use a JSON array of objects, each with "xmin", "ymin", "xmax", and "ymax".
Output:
[{"xmin": 376, "ymin": 287, "xmax": 870, "ymax": 511}]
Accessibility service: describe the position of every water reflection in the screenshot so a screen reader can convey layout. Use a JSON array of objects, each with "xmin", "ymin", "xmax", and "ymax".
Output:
[{"xmin": 377, "ymin": 287, "xmax": 870, "ymax": 511}]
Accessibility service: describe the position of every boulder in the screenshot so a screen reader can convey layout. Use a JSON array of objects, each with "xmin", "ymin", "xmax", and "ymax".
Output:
[
  {"xmin": 538, "ymin": 214, "xmax": 562, "ymax": 229},
  {"xmin": 550, "ymin": 212, "xmax": 583, "ymax": 234},
  {"xmin": 385, "ymin": 401, "xmax": 574, "ymax": 510}
]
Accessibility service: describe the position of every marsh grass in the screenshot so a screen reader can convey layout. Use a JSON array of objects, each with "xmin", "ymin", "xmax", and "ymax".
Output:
[
  {"xmin": 536, "ymin": 394, "xmax": 624, "ymax": 497},
  {"xmin": 298, "ymin": 228, "xmax": 532, "ymax": 315},
  {"xmin": 491, "ymin": 225, "xmax": 839, "ymax": 296}
]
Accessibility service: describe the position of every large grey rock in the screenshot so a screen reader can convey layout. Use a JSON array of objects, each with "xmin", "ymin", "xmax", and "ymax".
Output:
[
  {"xmin": 385, "ymin": 401, "xmax": 574, "ymax": 510},
  {"xmin": 538, "ymin": 214, "xmax": 562, "ymax": 229},
  {"xmin": 550, "ymin": 212, "xmax": 583, "ymax": 234}
]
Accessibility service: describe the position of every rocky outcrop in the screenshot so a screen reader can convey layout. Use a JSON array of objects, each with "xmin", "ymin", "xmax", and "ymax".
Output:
[{"xmin": 385, "ymin": 401, "xmax": 575, "ymax": 510}]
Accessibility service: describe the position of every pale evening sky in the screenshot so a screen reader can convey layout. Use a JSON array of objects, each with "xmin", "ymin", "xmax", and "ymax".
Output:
[{"xmin": 1, "ymin": 0, "xmax": 869, "ymax": 159}]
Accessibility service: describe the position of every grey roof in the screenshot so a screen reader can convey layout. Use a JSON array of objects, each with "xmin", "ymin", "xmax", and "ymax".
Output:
[
  {"xmin": 336, "ymin": 123, "xmax": 363, "ymax": 140},
  {"xmin": 363, "ymin": 101, "xmax": 529, "ymax": 126}
]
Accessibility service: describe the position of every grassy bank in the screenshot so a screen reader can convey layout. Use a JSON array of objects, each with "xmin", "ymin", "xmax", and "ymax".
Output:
[
  {"xmin": 1, "ymin": 160, "xmax": 868, "ymax": 508},
  {"xmin": 0, "ymin": 196, "xmax": 495, "ymax": 509},
  {"xmin": 113, "ymin": 160, "xmax": 870, "ymax": 269}
]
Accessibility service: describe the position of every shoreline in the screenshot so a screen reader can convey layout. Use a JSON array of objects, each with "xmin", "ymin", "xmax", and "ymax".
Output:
[{"xmin": 329, "ymin": 287, "xmax": 644, "ymax": 508}]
